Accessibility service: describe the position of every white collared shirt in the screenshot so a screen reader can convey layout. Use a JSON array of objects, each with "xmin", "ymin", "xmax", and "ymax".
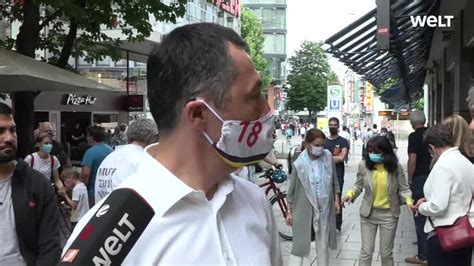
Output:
[{"xmin": 64, "ymin": 144, "xmax": 282, "ymax": 265}]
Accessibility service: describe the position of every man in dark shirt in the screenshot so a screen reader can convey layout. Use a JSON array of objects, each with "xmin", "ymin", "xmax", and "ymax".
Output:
[
  {"xmin": 405, "ymin": 110, "xmax": 431, "ymax": 265},
  {"xmin": 324, "ymin": 117, "xmax": 349, "ymax": 231}
]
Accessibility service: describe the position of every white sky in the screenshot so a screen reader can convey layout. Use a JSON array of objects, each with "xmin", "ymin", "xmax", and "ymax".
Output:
[{"xmin": 286, "ymin": 0, "xmax": 376, "ymax": 79}]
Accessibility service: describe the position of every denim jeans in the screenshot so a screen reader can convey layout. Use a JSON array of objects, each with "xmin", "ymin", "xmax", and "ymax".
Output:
[{"xmin": 411, "ymin": 175, "xmax": 428, "ymax": 260}]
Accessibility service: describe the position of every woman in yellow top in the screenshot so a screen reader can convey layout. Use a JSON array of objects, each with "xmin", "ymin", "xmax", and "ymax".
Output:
[{"xmin": 342, "ymin": 136, "xmax": 413, "ymax": 266}]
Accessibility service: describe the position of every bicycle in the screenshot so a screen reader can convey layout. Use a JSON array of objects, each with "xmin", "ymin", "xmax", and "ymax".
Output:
[{"xmin": 258, "ymin": 168, "xmax": 293, "ymax": 241}]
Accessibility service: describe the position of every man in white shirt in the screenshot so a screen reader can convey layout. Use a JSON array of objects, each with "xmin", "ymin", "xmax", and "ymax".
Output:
[
  {"xmin": 300, "ymin": 124, "xmax": 307, "ymax": 139},
  {"xmin": 63, "ymin": 23, "xmax": 282, "ymax": 265},
  {"xmin": 339, "ymin": 125, "xmax": 351, "ymax": 164},
  {"xmin": 339, "ymin": 125, "xmax": 351, "ymax": 143},
  {"xmin": 94, "ymin": 118, "xmax": 158, "ymax": 203}
]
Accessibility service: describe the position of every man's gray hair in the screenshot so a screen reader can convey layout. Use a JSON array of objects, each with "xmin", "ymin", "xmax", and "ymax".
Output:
[
  {"xmin": 467, "ymin": 86, "xmax": 474, "ymax": 108},
  {"xmin": 127, "ymin": 118, "xmax": 158, "ymax": 145},
  {"xmin": 409, "ymin": 110, "xmax": 426, "ymax": 125}
]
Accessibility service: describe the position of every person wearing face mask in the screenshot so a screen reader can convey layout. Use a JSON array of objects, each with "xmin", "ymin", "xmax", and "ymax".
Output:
[
  {"xmin": 342, "ymin": 136, "xmax": 413, "ymax": 266},
  {"xmin": 24, "ymin": 132, "xmax": 64, "ymax": 191},
  {"xmin": 324, "ymin": 117, "xmax": 349, "ymax": 232},
  {"xmin": 62, "ymin": 23, "xmax": 282, "ymax": 265},
  {"xmin": 286, "ymin": 128, "xmax": 341, "ymax": 266},
  {"xmin": 36, "ymin": 122, "xmax": 70, "ymax": 173}
]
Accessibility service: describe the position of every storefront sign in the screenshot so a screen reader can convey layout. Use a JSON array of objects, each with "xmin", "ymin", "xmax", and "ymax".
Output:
[
  {"xmin": 365, "ymin": 82, "xmax": 374, "ymax": 113},
  {"xmin": 64, "ymin": 94, "xmax": 97, "ymax": 105},
  {"xmin": 213, "ymin": 0, "xmax": 240, "ymax": 18},
  {"xmin": 127, "ymin": 95, "xmax": 144, "ymax": 112},
  {"xmin": 378, "ymin": 110, "xmax": 395, "ymax": 116}
]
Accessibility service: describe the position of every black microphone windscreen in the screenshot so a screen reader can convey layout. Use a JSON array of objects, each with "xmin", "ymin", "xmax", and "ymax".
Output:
[{"xmin": 60, "ymin": 188, "xmax": 155, "ymax": 265}]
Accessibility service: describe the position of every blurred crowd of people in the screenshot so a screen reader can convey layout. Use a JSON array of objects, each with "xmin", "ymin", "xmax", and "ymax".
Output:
[{"xmin": 285, "ymin": 109, "xmax": 474, "ymax": 266}]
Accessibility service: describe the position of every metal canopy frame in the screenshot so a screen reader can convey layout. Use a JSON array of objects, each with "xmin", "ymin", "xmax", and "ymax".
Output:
[{"xmin": 324, "ymin": 0, "xmax": 441, "ymax": 107}]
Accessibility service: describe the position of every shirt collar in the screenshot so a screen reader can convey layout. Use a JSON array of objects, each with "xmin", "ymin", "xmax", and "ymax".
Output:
[
  {"xmin": 115, "ymin": 144, "xmax": 143, "ymax": 151},
  {"xmin": 141, "ymin": 143, "xmax": 234, "ymax": 217},
  {"xmin": 438, "ymin": 146, "xmax": 459, "ymax": 161}
]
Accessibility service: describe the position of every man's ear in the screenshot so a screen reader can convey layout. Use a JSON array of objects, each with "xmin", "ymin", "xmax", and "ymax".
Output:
[
  {"xmin": 427, "ymin": 144, "xmax": 435, "ymax": 154},
  {"xmin": 182, "ymin": 100, "xmax": 208, "ymax": 131}
]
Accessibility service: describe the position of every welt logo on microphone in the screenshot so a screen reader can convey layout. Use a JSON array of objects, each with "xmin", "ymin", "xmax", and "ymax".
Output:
[{"xmin": 60, "ymin": 188, "xmax": 155, "ymax": 265}]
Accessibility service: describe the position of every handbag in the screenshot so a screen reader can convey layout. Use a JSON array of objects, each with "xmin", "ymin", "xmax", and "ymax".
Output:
[{"xmin": 428, "ymin": 199, "xmax": 474, "ymax": 252}]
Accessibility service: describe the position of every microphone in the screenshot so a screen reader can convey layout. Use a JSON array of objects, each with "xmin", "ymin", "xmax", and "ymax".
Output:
[{"xmin": 60, "ymin": 188, "xmax": 155, "ymax": 265}]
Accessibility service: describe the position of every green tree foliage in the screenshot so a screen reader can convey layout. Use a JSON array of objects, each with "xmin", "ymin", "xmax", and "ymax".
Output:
[
  {"xmin": 377, "ymin": 78, "xmax": 398, "ymax": 95},
  {"xmin": 0, "ymin": 0, "xmax": 187, "ymax": 157},
  {"xmin": 1, "ymin": 0, "xmax": 187, "ymax": 66},
  {"xmin": 414, "ymin": 97, "xmax": 424, "ymax": 110},
  {"xmin": 240, "ymin": 7, "xmax": 271, "ymax": 89},
  {"xmin": 287, "ymin": 41, "xmax": 332, "ymax": 118},
  {"xmin": 327, "ymin": 71, "xmax": 340, "ymax": 85}
]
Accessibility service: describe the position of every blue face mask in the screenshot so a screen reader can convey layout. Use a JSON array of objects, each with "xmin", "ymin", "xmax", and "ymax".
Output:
[
  {"xmin": 369, "ymin": 153, "xmax": 383, "ymax": 163},
  {"xmin": 41, "ymin": 144, "xmax": 53, "ymax": 154}
]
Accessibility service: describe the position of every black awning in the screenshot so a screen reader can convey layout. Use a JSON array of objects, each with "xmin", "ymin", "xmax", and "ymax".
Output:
[{"xmin": 325, "ymin": 0, "xmax": 440, "ymax": 107}]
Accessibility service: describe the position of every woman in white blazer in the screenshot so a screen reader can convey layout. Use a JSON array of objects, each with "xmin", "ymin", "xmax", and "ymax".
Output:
[{"xmin": 413, "ymin": 124, "xmax": 474, "ymax": 266}]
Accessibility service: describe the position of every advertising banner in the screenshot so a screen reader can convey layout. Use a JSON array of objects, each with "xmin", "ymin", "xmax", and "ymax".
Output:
[{"xmin": 365, "ymin": 82, "xmax": 374, "ymax": 113}]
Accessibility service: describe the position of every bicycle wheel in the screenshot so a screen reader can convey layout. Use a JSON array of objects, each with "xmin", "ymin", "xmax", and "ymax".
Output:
[{"xmin": 269, "ymin": 192, "xmax": 293, "ymax": 241}]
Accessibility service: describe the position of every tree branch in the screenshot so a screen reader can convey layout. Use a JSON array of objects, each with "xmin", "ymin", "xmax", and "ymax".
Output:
[
  {"xmin": 39, "ymin": 10, "xmax": 62, "ymax": 31},
  {"xmin": 55, "ymin": 19, "xmax": 78, "ymax": 68},
  {"xmin": 56, "ymin": 0, "xmax": 86, "ymax": 68}
]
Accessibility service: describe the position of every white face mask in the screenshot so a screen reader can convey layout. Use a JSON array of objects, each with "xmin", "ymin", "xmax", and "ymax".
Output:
[
  {"xmin": 198, "ymin": 99, "xmax": 275, "ymax": 168},
  {"xmin": 310, "ymin": 145, "xmax": 324, "ymax": 157}
]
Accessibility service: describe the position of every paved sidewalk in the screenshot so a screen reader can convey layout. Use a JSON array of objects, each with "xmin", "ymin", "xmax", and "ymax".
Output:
[{"xmin": 273, "ymin": 140, "xmax": 426, "ymax": 266}]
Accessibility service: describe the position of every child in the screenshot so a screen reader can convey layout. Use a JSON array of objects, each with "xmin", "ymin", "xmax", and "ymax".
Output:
[{"xmin": 59, "ymin": 168, "xmax": 89, "ymax": 230}]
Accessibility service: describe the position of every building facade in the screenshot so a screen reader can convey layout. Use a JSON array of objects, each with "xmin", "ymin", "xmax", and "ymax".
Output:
[
  {"xmin": 424, "ymin": 0, "xmax": 474, "ymax": 125},
  {"xmin": 241, "ymin": 0, "xmax": 287, "ymax": 81},
  {"xmin": 73, "ymin": 0, "xmax": 242, "ymax": 121}
]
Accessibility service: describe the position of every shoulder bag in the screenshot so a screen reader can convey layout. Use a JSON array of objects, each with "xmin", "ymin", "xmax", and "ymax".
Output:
[{"xmin": 428, "ymin": 198, "xmax": 474, "ymax": 252}]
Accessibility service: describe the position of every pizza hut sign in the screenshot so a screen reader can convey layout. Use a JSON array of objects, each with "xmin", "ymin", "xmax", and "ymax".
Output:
[{"xmin": 64, "ymin": 94, "xmax": 97, "ymax": 105}]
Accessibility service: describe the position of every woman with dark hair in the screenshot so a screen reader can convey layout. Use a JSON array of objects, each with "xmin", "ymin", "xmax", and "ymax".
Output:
[
  {"xmin": 342, "ymin": 136, "xmax": 413, "ymax": 266},
  {"xmin": 286, "ymin": 128, "xmax": 341, "ymax": 266}
]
